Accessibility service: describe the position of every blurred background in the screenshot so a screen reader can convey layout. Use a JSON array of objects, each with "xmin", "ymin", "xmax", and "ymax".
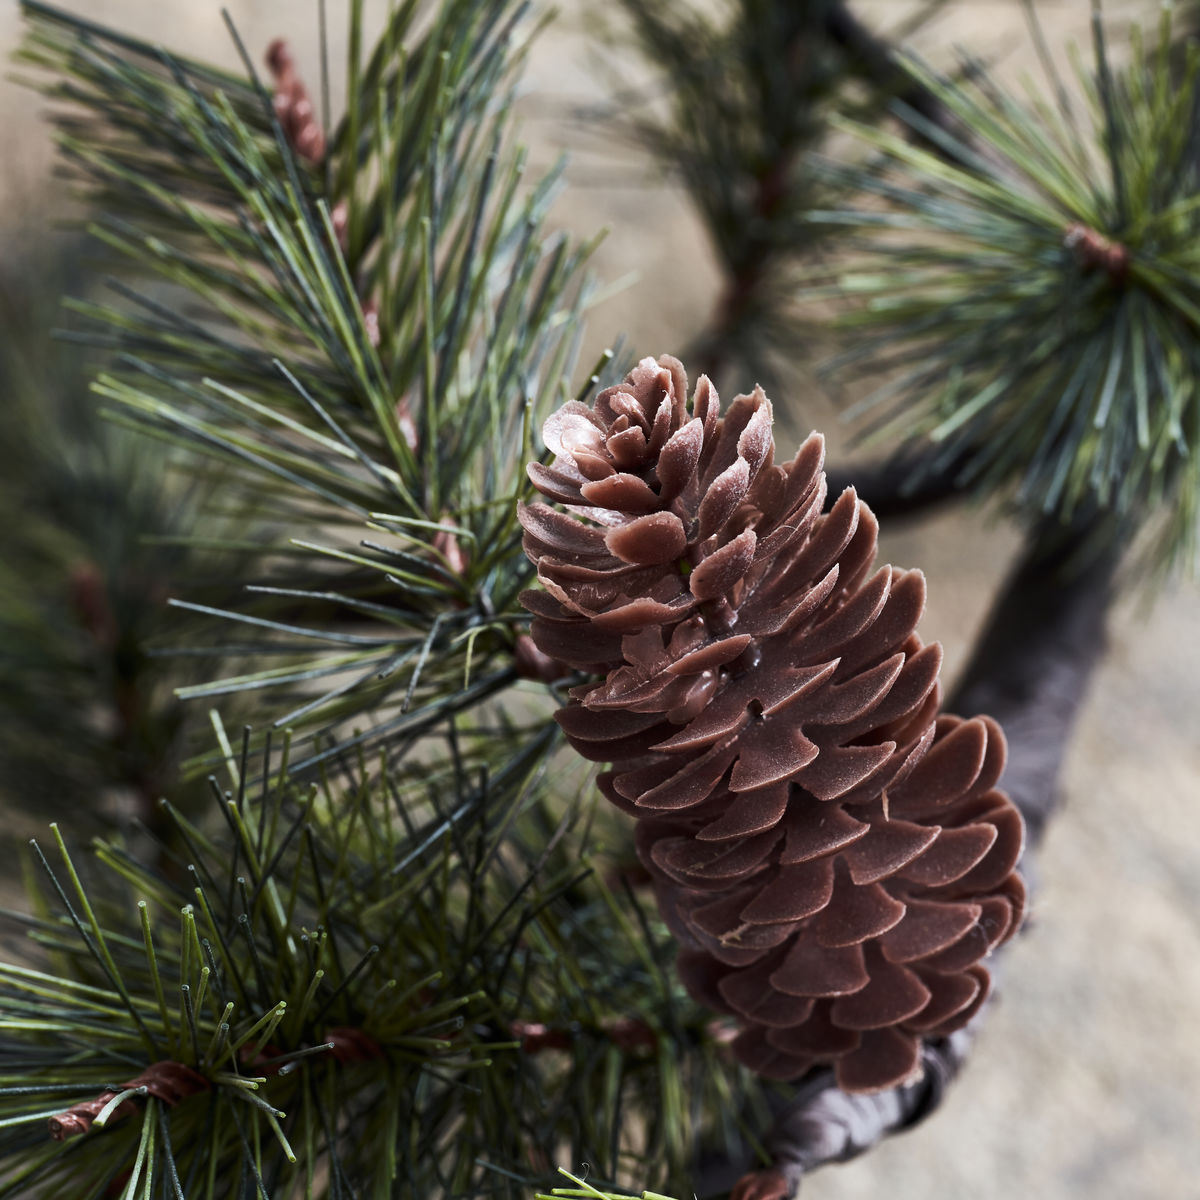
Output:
[{"xmin": 0, "ymin": 2, "xmax": 1196, "ymax": 1197}]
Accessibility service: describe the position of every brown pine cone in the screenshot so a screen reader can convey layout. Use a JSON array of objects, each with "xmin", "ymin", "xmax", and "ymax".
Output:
[{"xmin": 519, "ymin": 355, "xmax": 1026, "ymax": 1093}]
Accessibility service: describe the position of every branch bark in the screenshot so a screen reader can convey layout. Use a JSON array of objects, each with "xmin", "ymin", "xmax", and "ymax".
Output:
[
  {"xmin": 825, "ymin": 2, "xmax": 957, "ymax": 137},
  {"xmin": 825, "ymin": 446, "xmax": 974, "ymax": 524},
  {"xmin": 948, "ymin": 530, "xmax": 1117, "ymax": 846}
]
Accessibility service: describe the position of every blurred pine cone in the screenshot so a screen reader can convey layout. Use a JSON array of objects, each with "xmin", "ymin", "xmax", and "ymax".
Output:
[
  {"xmin": 266, "ymin": 39, "xmax": 325, "ymax": 164},
  {"xmin": 520, "ymin": 355, "xmax": 1026, "ymax": 1093}
]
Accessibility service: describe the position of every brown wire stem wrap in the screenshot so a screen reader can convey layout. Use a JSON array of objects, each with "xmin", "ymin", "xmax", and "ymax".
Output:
[
  {"xmin": 511, "ymin": 1017, "xmax": 659, "ymax": 1055},
  {"xmin": 240, "ymin": 1027, "xmax": 388, "ymax": 1076},
  {"xmin": 1063, "ymin": 223, "xmax": 1130, "ymax": 283},
  {"xmin": 325, "ymin": 1026, "xmax": 385, "ymax": 1064},
  {"xmin": 520, "ymin": 355, "xmax": 1025, "ymax": 1094},
  {"xmin": 48, "ymin": 1061, "xmax": 209, "ymax": 1141}
]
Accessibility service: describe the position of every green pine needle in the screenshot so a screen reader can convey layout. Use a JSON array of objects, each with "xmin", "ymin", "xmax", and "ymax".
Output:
[{"xmin": 536, "ymin": 1166, "xmax": 684, "ymax": 1200}]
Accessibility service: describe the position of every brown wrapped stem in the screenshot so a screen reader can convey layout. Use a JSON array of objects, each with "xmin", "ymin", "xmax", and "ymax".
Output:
[{"xmin": 48, "ymin": 1061, "xmax": 209, "ymax": 1141}]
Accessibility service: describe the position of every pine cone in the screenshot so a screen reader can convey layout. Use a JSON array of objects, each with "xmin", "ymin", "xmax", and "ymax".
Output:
[{"xmin": 519, "ymin": 355, "xmax": 1026, "ymax": 1093}]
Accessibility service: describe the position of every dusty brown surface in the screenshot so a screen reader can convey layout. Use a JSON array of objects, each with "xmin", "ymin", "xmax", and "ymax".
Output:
[{"xmin": 1, "ymin": 1, "xmax": 1197, "ymax": 1197}]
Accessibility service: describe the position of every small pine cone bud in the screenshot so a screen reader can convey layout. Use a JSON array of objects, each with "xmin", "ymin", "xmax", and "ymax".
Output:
[
  {"xmin": 265, "ymin": 39, "xmax": 326, "ymax": 165},
  {"xmin": 520, "ymin": 355, "xmax": 1026, "ymax": 1093}
]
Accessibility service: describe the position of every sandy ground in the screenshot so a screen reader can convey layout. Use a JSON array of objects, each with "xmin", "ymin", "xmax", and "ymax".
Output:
[{"xmin": 1, "ymin": 1, "xmax": 1197, "ymax": 1197}]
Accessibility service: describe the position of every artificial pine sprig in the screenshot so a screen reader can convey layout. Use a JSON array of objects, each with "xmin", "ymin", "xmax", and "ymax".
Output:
[
  {"xmin": 610, "ymin": 0, "xmax": 849, "ymax": 386},
  {"xmin": 0, "ymin": 243, "xmax": 241, "ymax": 838},
  {"xmin": 8, "ymin": 5, "xmax": 767, "ymax": 1191},
  {"xmin": 0, "ymin": 714, "xmax": 766, "ymax": 1198},
  {"xmin": 809, "ymin": 4, "xmax": 1200, "ymax": 574},
  {"xmin": 3, "ymin": 730, "xmax": 474, "ymax": 1195},
  {"xmin": 18, "ymin": 0, "xmax": 600, "ymax": 763},
  {"xmin": 1, "ymin": 736, "xmax": 495, "ymax": 1197}
]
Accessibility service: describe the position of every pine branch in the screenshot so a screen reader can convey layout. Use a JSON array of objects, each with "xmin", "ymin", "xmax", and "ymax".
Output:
[
  {"xmin": 808, "ymin": 6, "xmax": 1200, "ymax": 576},
  {"xmin": 611, "ymin": 1, "xmax": 951, "ymax": 388},
  {"xmin": 948, "ymin": 525, "xmax": 1117, "ymax": 845},
  {"xmin": 1, "ymin": 723, "xmax": 512, "ymax": 1196},
  {"xmin": 824, "ymin": 3, "xmax": 957, "ymax": 141},
  {"xmin": 18, "ymin": 0, "xmax": 604, "ymax": 761},
  {"xmin": 0, "ymin": 240, "xmax": 244, "ymax": 839},
  {"xmin": 0, "ymin": 711, "xmax": 771, "ymax": 1197}
]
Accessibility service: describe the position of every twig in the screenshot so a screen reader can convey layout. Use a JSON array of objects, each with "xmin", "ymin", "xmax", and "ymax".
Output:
[
  {"xmin": 690, "ymin": 3, "xmax": 964, "ymax": 385},
  {"xmin": 825, "ymin": 446, "xmax": 974, "ymax": 523},
  {"xmin": 825, "ymin": 2, "xmax": 957, "ymax": 139}
]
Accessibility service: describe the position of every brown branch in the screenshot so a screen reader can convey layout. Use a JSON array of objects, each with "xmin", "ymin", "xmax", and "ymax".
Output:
[
  {"xmin": 948, "ymin": 527, "xmax": 1118, "ymax": 847},
  {"xmin": 824, "ymin": 446, "xmax": 975, "ymax": 524},
  {"xmin": 824, "ymin": 3, "xmax": 957, "ymax": 139},
  {"xmin": 710, "ymin": 1031, "xmax": 974, "ymax": 1200}
]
